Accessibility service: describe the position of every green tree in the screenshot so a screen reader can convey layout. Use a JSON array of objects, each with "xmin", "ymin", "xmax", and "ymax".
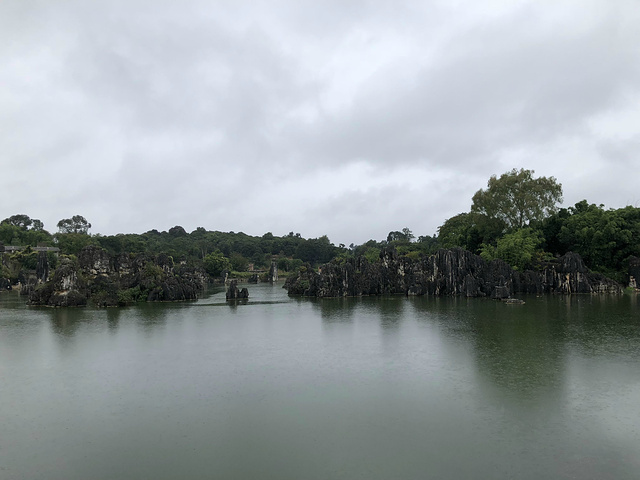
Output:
[
  {"xmin": 471, "ymin": 168, "xmax": 563, "ymax": 230},
  {"xmin": 387, "ymin": 228, "xmax": 414, "ymax": 244},
  {"xmin": 203, "ymin": 251, "xmax": 230, "ymax": 277},
  {"xmin": 31, "ymin": 219, "xmax": 45, "ymax": 231},
  {"xmin": 364, "ymin": 247, "xmax": 381, "ymax": 263},
  {"xmin": 416, "ymin": 234, "xmax": 439, "ymax": 255},
  {"xmin": 480, "ymin": 228, "xmax": 542, "ymax": 271},
  {"xmin": 55, "ymin": 232, "xmax": 97, "ymax": 255},
  {"xmin": 1, "ymin": 214, "xmax": 33, "ymax": 229},
  {"xmin": 295, "ymin": 235, "xmax": 336, "ymax": 265},
  {"xmin": 57, "ymin": 215, "xmax": 92, "ymax": 234},
  {"xmin": 437, "ymin": 212, "xmax": 505, "ymax": 253},
  {"xmin": 229, "ymin": 253, "xmax": 249, "ymax": 272},
  {"xmin": 0, "ymin": 216, "xmax": 52, "ymax": 246},
  {"xmin": 552, "ymin": 201, "xmax": 640, "ymax": 280}
]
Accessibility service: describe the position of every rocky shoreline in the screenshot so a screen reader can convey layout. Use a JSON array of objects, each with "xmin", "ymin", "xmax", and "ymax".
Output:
[
  {"xmin": 284, "ymin": 247, "xmax": 622, "ymax": 298},
  {"xmin": 27, "ymin": 246, "xmax": 206, "ymax": 307}
]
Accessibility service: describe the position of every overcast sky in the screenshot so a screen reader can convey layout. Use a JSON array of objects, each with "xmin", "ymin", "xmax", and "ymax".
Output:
[{"xmin": 1, "ymin": 0, "xmax": 639, "ymax": 245}]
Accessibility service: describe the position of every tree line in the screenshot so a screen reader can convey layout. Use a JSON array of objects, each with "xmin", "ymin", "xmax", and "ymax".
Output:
[
  {"xmin": 0, "ymin": 214, "xmax": 342, "ymax": 281},
  {"xmin": 338, "ymin": 169, "xmax": 638, "ymax": 284},
  {"xmin": 2, "ymin": 168, "xmax": 639, "ymax": 284}
]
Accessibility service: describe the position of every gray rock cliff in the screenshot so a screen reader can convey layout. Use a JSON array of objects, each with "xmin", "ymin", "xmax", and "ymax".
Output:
[
  {"xmin": 29, "ymin": 246, "xmax": 206, "ymax": 306},
  {"xmin": 284, "ymin": 247, "xmax": 621, "ymax": 298},
  {"xmin": 226, "ymin": 279, "xmax": 249, "ymax": 300}
]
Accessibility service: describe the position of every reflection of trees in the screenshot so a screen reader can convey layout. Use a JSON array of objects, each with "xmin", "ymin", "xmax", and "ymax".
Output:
[
  {"xmin": 411, "ymin": 295, "xmax": 568, "ymax": 399},
  {"xmin": 313, "ymin": 297, "xmax": 358, "ymax": 322},
  {"xmin": 106, "ymin": 308, "xmax": 121, "ymax": 331},
  {"xmin": 469, "ymin": 299, "xmax": 567, "ymax": 399},
  {"xmin": 468, "ymin": 294, "xmax": 640, "ymax": 399},
  {"xmin": 556, "ymin": 294, "xmax": 640, "ymax": 358},
  {"xmin": 49, "ymin": 308, "xmax": 87, "ymax": 337},
  {"xmin": 365, "ymin": 296, "xmax": 405, "ymax": 329},
  {"xmin": 312, "ymin": 295, "xmax": 406, "ymax": 324},
  {"xmin": 133, "ymin": 303, "xmax": 171, "ymax": 331}
]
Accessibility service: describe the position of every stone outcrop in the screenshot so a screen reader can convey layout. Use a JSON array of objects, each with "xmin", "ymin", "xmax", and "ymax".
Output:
[
  {"xmin": 28, "ymin": 257, "xmax": 88, "ymax": 307},
  {"xmin": 36, "ymin": 251, "xmax": 49, "ymax": 282},
  {"xmin": 629, "ymin": 256, "xmax": 640, "ymax": 289},
  {"xmin": 247, "ymin": 274, "xmax": 259, "ymax": 284},
  {"xmin": 284, "ymin": 247, "xmax": 621, "ymax": 298},
  {"xmin": 226, "ymin": 280, "xmax": 249, "ymax": 300},
  {"xmin": 29, "ymin": 245, "xmax": 206, "ymax": 307},
  {"xmin": 267, "ymin": 261, "xmax": 278, "ymax": 283}
]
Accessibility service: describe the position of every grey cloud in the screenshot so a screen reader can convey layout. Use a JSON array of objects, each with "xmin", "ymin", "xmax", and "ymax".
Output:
[
  {"xmin": 1, "ymin": 0, "xmax": 638, "ymax": 242},
  {"xmin": 287, "ymin": 4, "xmax": 640, "ymax": 172}
]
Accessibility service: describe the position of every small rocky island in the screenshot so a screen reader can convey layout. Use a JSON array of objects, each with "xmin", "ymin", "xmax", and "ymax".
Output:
[
  {"xmin": 284, "ymin": 247, "xmax": 622, "ymax": 298},
  {"xmin": 226, "ymin": 279, "xmax": 249, "ymax": 300},
  {"xmin": 28, "ymin": 245, "xmax": 206, "ymax": 307}
]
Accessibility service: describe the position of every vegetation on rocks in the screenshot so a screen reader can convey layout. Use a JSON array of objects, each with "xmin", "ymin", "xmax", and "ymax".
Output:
[{"xmin": 2, "ymin": 168, "xmax": 639, "ymax": 303}]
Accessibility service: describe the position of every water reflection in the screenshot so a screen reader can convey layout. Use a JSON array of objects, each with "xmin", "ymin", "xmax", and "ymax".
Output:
[
  {"xmin": 106, "ymin": 308, "xmax": 121, "ymax": 331},
  {"xmin": 558, "ymin": 294, "xmax": 640, "ymax": 359},
  {"xmin": 49, "ymin": 308, "xmax": 88, "ymax": 338},
  {"xmin": 226, "ymin": 298, "xmax": 249, "ymax": 311},
  {"xmin": 2, "ymin": 289, "xmax": 640, "ymax": 480},
  {"xmin": 411, "ymin": 296, "xmax": 568, "ymax": 400},
  {"xmin": 469, "ymin": 299, "xmax": 567, "ymax": 401},
  {"xmin": 369, "ymin": 296, "xmax": 405, "ymax": 329},
  {"xmin": 133, "ymin": 303, "xmax": 170, "ymax": 332},
  {"xmin": 313, "ymin": 297, "xmax": 358, "ymax": 322}
]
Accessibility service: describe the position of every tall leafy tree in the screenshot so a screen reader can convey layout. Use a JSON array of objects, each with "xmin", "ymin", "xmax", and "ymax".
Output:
[
  {"xmin": 471, "ymin": 168, "xmax": 563, "ymax": 230},
  {"xmin": 479, "ymin": 228, "xmax": 543, "ymax": 271},
  {"xmin": 554, "ymin": 201, "xmax": 640, "ymax": 280},
  {"xmin": 437, "ymin": 212, "xmax": 505, "ymax": 254},
  {"xmin": 203, "ymin": 251, "xmax": 230, "ymax": 277},
  {"xmin": 57, "ymin": 215, "xmax": 92, "ymax": 234},
  {"xmin": 0, "ymin": 215, "xmax": 51, "ymax": 246},
  {"xmin": 1, "ymin": 214, "xmax": 33, "ymax": 229},
  {"xmin": 387, "ymin": 228, "xmax": 414, "ymax": 243}
]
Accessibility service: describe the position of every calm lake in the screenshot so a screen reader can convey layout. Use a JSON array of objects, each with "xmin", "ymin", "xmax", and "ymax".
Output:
[{"xmin": 1, "ymin": 284, "xmax": 639, "ymax": 480}]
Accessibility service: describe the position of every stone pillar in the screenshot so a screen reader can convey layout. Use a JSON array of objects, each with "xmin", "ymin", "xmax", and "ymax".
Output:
[
  {"xmin": 268, "ymin": 261, "xmax": 278, "ymax": 283},
  {"xmin": 629, "ymin": 256, "xmax": 640, "ymax": 289}
]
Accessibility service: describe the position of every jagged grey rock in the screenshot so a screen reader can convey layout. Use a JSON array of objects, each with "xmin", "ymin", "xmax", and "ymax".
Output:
[
  {"xmin": 30, "ymin": 246, "xmax": 206, "ymax": 307},
  {"xmin": 284, "ymin": 247, "xmax": 621, "ymax": 298},
  {"xmin": 226, "ymin": 279, "xmax": 249, "ymax": 300}
]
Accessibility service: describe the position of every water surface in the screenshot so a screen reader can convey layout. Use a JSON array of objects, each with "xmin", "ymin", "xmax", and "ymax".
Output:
[{"xmin": 1, "ymin": 285, "xmax": 639, "ymax": 479}]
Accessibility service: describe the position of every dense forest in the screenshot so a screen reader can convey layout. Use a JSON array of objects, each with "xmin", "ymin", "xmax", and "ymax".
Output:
[{"xmin": 2, "ymin": 169, "xmax": 639, "ymax": 288}]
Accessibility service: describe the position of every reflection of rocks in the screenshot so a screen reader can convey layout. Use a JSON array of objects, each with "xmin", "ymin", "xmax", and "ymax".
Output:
[
  {"xmin": 285, "ymin": 247, "xmax": 621, "ymax": 298},
  {"xmin": 226, "ymin": 280, "xmax": 249, "ymax": 300},
  {"xmin": 30, "ymin": 246, "xmax": 206, "ymax": 307}
]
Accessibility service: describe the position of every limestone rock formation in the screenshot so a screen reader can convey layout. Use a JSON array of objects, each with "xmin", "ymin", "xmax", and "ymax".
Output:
[
  {"xmin": 36, "ymin": 251, "xmax": 49, "ymax": 283},
  {"xmin": 226, "ymin": 280, "xmax": 249, "ymax": 300},
  {"xmin": 284, "ymin": 247, "xmax": 621, "ymax": 298},
  {"xmin": 28, "ymin": 257, "xmax": 88, "ymax": 307},
  {"xmin": 267, "ymin": 261, "xmax": 278, "ymax": 283},
  {"xmin": 29, "ymin": 246, "xmax": 206, "ymax": 307},
  {"xmin": 629, "ymin": 256, "xmax": 640, "ymax": 289}
]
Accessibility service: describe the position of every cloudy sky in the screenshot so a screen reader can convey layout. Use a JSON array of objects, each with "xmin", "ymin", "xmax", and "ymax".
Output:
[{"xmin": 1, "ymin": 0, "xmax": 639, "ymax": 245}]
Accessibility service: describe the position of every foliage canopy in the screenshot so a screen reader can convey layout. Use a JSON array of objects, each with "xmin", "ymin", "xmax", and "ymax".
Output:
[
  {"xmin": 471, "ymin": 168, "xmax": 563, "ymax": 230},
  {"xmin": 57, "ymin": 215, "xmax": 92, "ymax": 234}
]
